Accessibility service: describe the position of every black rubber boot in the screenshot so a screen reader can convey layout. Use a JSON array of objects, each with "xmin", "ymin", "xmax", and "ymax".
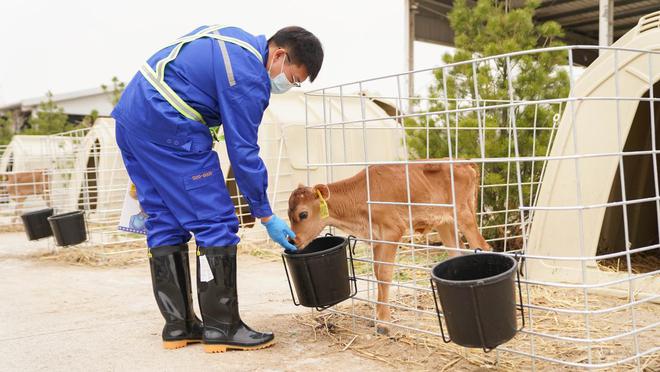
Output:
[
  {"xmin": 148, "ymin": 243, "xmax": 203, "ymax": 349},
  {"xmin": 197, "ymin": 245, "xmax": 274, "ymax": 353}
]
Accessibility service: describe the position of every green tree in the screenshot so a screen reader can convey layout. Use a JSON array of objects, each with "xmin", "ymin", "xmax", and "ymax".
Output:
[
  {"xmin": 405, "ymin": 0, "xmax": 569, "ymax": 250},
  {"xmin": 0, "ymin": 111, "xmax": 14, "ymax": 145},
  {"xmin": 24, "ymin": 91, "xmax": 73, "ymax": 135},
  {"xmin": 101, "ymin": 76, "xmax": 126, "ymax": 106},
  {"xmin": 80, "ymin": 109, "xmax": 99, "ymax": 127}
]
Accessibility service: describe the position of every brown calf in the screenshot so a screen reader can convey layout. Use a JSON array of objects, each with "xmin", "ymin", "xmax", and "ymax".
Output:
[
  {"xmin": 287, "ymin": 161, "xmax": 491, "ymax": 335},
  {"xmin": 1, "ymin": 170, "xmax": 51, "ymax": 216}
]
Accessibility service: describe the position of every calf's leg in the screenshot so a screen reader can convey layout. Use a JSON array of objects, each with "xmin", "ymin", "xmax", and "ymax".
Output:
[
  {"xmin": 372, "ymin": 239, "xmax": 399, "ymax": 335},
  {"xmin": 457, "ymin": 207, "xmax": 491, "ymax": 251},
  {"xmin": 437, "ymin": 222, "xmax": 460, "ymax": 257}
]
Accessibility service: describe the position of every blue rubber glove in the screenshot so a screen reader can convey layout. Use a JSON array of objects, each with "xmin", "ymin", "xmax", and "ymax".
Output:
[{"xmin": 263, "ymin": 215, "xmax": 298, "ymax": 252}]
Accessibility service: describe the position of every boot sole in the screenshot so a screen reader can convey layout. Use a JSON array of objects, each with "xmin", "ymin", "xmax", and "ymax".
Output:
[
  {"xmin": 203, "ymin": 339, "xmax": 275, "ymax": 353},
  {"xmin": 163, "ymin": 339, "xmax": 202, "ymax": 350}
]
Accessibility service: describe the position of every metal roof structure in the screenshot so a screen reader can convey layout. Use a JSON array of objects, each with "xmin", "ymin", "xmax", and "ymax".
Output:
[
  {"xmin": 412, "ymin": 0, "xmax": 660, "ymax": 65},
  {"xmin": 535, "ymin": 0, "xmax": 660, "ymax": 42}
]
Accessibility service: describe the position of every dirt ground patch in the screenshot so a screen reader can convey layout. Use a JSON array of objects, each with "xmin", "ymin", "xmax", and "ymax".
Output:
[
  {"xmin": 1, "ymin": 232, "xmax": 658, "ymax": 371},
  {"xmin": 0, "ymin": 256, "xmax": 393, "ymax": 372},
  {"xmin": 297, "ymin": 294, "xmax": 659, "ymax": 372},
  {"xmin": 26, "ymin": 241, "xmax": 148, "ymax": 266}
]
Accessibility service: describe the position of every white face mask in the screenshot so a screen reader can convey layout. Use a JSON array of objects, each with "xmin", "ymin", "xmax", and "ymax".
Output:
[{"xmin": 269, "ymin": 53, "xmax": 298, "ymax": 94}]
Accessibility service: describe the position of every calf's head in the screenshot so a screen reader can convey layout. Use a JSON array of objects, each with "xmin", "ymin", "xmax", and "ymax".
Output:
[{"xmin": 287, "ymin": 183, "xmax": 330, "ymax": 250}]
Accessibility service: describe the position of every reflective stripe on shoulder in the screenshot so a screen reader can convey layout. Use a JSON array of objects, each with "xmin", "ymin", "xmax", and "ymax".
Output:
[
  {"xmin": 215, "ymin": 31, "xmax": 235, "ymax": 86},
  {"xmin": 207, "ymin": 33, "xmax": 263, "ymax": 63},
  {"xmin": 156, "ymin": 42, "xmax": 185, "ymax": 80}
]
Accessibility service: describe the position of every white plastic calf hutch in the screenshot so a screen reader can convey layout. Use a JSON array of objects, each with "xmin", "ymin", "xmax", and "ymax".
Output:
[
  {"xmin": 526, "ymin": 13, "xmax": 660, "ymax": 299},
  {"xmin": 0, "ymin": 135, "xmax": 77, "ymax": 173},
  {"xmin": 65, "ymin": 118, "xmax": 128, "ymax": 225},
  {"xmin": 0, "ymin": 134, "xmax": 79, "ymax": 216}
]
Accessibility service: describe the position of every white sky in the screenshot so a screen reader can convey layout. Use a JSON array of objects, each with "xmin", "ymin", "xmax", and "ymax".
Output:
[{"xmin": 0, "ymin": 0, "xmax": 452, "ymax": 105}]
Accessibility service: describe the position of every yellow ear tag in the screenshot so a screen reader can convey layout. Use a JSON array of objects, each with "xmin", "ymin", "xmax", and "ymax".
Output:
[{"xmin": 317, "ymin": 190, "xmax": 330, "ymax": 219}]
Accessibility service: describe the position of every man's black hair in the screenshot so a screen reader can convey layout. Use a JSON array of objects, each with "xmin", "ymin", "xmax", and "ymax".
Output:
[{"xmin": 268, "ymin": 26, "xmax": 324, "ymax": 82}]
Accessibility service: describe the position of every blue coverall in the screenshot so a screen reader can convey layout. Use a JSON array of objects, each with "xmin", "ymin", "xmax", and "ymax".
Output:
[{"xmin": 112, "ymin": 26, "xmax": 272, "ymax": 248}]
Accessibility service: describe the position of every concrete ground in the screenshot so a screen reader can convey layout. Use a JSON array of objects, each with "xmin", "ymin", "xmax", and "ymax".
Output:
[{"xmin": 0, "ymin": 232, "xmax": 390, "ymax": 372}]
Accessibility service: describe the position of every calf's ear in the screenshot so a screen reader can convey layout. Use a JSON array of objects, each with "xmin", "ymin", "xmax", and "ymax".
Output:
[{"xmin": 313, "ymin": 184, "xmax": 330, "ymax": 200}]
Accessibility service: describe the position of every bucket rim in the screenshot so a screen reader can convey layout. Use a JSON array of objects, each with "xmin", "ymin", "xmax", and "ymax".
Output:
[
  {"xmin": 282, "ymin": 235, "xmax": 348, "ymax": 259},
  {"xmin": 48, "ymin": 210, "xmax": 84, "ymax": 221},
  {"xmin": 21, "ymin": 208, "xmax": 54, "ymax": 217},
  {"xmin": 431, "ymin": 252, "xmax": 517, "ymax": 287}
]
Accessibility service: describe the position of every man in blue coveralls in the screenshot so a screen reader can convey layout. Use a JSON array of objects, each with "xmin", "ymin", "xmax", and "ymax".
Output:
[{"xmin": 112, "ymin": 25, "xmax": 323, "ymax": 353}]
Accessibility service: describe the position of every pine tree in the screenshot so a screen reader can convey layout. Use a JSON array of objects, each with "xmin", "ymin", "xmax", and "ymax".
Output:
[
  {"xmin": 405, "ymin": 0, "xmax": 569, "ymax": 250},
  {"xmin": 25, "ymin": 91, "xmax": 72, "ymax": 135},
  {"xmin": 0, "ymin": 112, "xmax": 13, "ymax": 145},
  {"xmin": 80, "ymin": 109, "xmax": 99, "ymax": 127},
  {"xmin": 101, "ymin": 76, "xmax": 126, "ymax": 106}
]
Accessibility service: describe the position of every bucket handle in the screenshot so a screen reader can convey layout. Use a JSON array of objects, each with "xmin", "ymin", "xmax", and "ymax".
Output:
[
  {"xmin": 430, "ymin": 278, "xmax": 452, "ymax": 343},
  {"xmin": 346, "ymin": 235, "xmax": 358, "ymax": 299},
  {"xmin": 82, "ymin": 210, "xmax": 90, "ymax": 245},
  {"xmin": 514, "ymin": 252, "xmax": 526, "ymax": 332},
  {"xmin": 281, "ymin": 255, "xmax": 301, "ymax": 307},
  {"xmin": 469, "ymin": 284, "xmax": 493, "ymax": 353}
]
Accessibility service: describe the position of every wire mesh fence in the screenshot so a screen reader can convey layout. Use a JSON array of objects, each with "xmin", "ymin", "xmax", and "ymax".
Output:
[
  {"xmin": 0, "ymin": 121, "xmax": 137, "ymax": 246},
  {"xmin": 300, "ymin": 43, "xmax": 659, "ymax": 370}
]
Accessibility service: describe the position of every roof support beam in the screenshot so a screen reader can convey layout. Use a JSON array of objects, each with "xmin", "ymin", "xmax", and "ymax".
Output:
[
  {"xmin": 567, "ymin": 6, "xmax": 652, "ymax": 29},
  {"xmin": 536, "ymin": 0, "xmax": 639, "ymax": 22},
  {"xmin": 538, "ymin": 0, "xmax": 582, "ymax": 10},
  {"xmin": 599, "ymin": 0, "xmax": 614, "ymax": 54}
]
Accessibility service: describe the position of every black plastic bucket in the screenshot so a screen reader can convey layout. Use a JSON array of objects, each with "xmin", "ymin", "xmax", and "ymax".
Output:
[
  {"xmin": 282, "ymin": 235, "xmax": 358, "ymax": 310},
  {"xmin": 430, "ymin": 252, "xmax": 524, "ymax": 352},
  {"xmin": 47, "ymin": 210, "xmax": 87, "ymax": 247},
  {"xmin": 20, "ymin": 208, "xmax": 54, "ymax": 240}
]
